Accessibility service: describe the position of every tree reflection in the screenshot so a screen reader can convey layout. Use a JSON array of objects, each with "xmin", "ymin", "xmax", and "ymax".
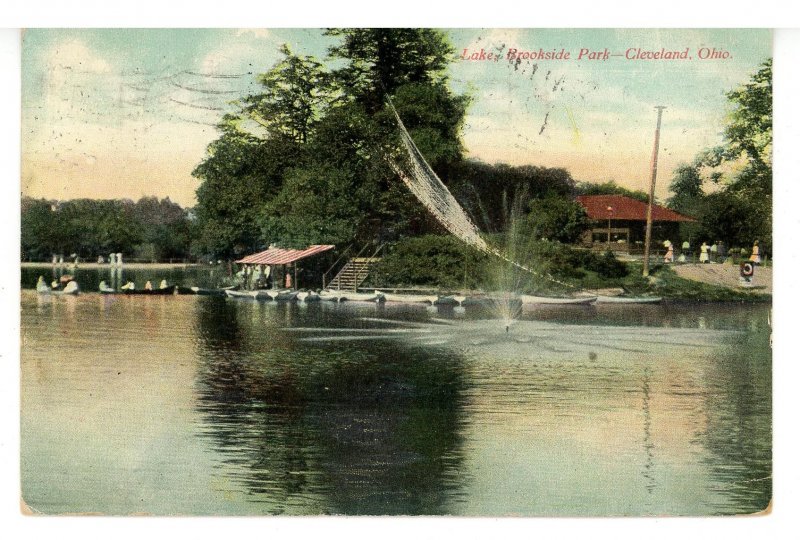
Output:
[
  {"xmin": 192, "ymin": 299, "xmax": 469, "ymax": 515},
  {"xmin": 699, "ymin": 321, "xmax": 772, "ymax": 514}
]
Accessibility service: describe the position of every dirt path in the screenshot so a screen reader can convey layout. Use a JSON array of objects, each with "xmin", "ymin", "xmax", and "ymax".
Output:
[{"xmin": 671, "ymin": 262, "xmax": 772, "ymax": 294}]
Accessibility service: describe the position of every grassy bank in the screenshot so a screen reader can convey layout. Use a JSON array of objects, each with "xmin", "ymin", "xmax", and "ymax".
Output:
[{"xmin": 367, "ymin": 235, "xmax": 771, "ymax": 302}]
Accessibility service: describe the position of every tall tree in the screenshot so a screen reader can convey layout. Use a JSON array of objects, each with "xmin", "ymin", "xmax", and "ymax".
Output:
[
  {"xmin": 192, "ymin": 123, "xmax": 303, "ymax": 258},
  {"xmin": 667, "ymin": 163, "xmax": 704, "ymax": 212},
  {"xmin": 242, "ymin": 44, "xmax": 332, "ymax": 143},
  {"xmin": 668, "ymin": 59, "xmax": 772, "ymax": 252},
  {"xmin": 326, "ymin": 28, "xmax": 454, "ymax": 111}
]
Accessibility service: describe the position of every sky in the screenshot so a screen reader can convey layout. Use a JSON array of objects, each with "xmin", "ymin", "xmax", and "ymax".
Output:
[{"xmin": 20, "ymin": 28, "xmax": 772, "ymax": 207}]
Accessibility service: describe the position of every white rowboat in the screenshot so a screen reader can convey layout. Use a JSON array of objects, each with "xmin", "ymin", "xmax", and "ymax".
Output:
[
  {"xmin": 519, "ymin": 295, "xmax": 597, "ymax": 305},
  {"xmin": 594, "ymin": 296, "xmax": 662, "ymax": 304}
]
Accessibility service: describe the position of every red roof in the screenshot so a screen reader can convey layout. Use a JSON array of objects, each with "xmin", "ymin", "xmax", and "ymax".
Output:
[
  {"xmin": 575, "ymin": 195, "xmax": 695, "ymax": 222},
  {"xmin": 236, "ymin": 244, "xmax": 335, "ymax": 265}
]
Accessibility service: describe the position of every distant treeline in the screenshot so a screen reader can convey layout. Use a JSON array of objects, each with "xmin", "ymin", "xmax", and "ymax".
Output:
[{"xmin": 21, "ymin": 196, "xmax": 193, "ymax": 262}]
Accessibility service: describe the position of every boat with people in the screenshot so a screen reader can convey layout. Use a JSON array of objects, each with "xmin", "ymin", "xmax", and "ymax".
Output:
[
  {"xmin": 37, "ymin": 276, "xmax": 80, "ymax": 295},
  {"xmin": 121, "ymin": 286, "xmax": 175, "ymax": 296}
]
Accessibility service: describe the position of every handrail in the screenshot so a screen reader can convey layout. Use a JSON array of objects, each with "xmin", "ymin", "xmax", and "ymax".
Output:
[
  {"xmin": 352, "ymin": 243, "xmax": 384, "ymax": 291},
  {"xmin": 339, "ymin": 243, "xmax": 372, "ymax": 291},
  {"xmin": 322, "ymin": 244, "xmax": 370, "ymax": 290},
  {"xmin": 322, "ymin": 244, "xmax": 352, "ymax": 289}
]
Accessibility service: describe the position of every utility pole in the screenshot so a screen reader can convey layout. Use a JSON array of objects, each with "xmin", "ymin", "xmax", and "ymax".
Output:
[{"xmin": 642, "ymin": 106, "xmax": 666, "ymax": 277}]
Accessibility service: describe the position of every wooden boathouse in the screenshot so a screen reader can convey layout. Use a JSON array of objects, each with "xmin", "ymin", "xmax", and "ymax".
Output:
[{"xmin": 575, "ymin": 195, "xmax": 696, "ymax": 254}]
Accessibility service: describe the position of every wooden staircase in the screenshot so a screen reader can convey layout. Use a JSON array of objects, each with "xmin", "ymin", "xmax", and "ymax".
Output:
[{"xmin": 327, "ymin": 257, "xmax": 381, "ymax": 291}]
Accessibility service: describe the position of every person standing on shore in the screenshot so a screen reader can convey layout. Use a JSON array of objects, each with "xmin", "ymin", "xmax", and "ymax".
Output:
[
  {"xmin": 663, "ymin": 241, "xmax": 674, "ymax": 263},
  {"xmin": 750, "ymin": 240, "xmax": 761, "ymax": 264},
  {"xmin": 699, "ymin": 242, "xmax": 710, "ymax": 263}
]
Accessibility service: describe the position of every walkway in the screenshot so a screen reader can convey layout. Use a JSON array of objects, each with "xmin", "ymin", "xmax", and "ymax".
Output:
[{"xmin": 671, "ymin": 262, "xmax": 772, "ymax": 294}]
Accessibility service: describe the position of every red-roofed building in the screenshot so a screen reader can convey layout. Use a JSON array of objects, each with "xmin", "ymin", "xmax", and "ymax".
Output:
[
  {"xmin": 235, "ymin": 244, "xmax": 335, "ymax": 289},
  {"xmin": 575, "ymin": 195, "xmax": 696, "ymax": 253}
]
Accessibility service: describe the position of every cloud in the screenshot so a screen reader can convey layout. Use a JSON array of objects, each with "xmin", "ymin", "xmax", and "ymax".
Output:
[
  {"xmin": 235, "ymin": 29, "xmax": 271, "ymax": 40},
  {"xmin": 46, "ymin": 38, "xmax": 112, "ymax": 73}
]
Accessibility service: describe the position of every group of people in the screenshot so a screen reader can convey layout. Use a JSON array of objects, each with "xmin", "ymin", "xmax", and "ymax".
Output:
[
  {"xmin": 663, "ymin": 240, "xmax": 761, "ymax": 264},
  {"xmin": 119, "ymin": 279, "xmax": 169, "ymax": 291},
  {"xmin": 235, "ymin": 264, "xmax": 296, "ymax": 291}
]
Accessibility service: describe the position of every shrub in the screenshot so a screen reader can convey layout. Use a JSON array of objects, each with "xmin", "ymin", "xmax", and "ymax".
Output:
[{"xmin": 584, "ymin": 250, "xmax": 629, "ymax": 278}]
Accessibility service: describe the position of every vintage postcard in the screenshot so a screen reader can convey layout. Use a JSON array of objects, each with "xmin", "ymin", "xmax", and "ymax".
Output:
[{"xmin": 19, "ymin": 28, "xmax": 772, "ymax": 516}]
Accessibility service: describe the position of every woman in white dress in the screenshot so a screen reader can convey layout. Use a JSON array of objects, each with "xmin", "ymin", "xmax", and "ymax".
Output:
[{"xmin": 699, "ymin": 242, "xmax": 710, "ymax": 263}]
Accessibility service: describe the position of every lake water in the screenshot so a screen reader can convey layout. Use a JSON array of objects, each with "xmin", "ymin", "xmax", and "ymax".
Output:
[{"xmin": 20, "ymin": 271, "xmax": 771, "ymax": 516}]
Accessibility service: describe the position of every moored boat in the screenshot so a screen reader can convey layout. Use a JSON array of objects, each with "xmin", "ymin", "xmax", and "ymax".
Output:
[
  {"xmin": 189, "ymin": 285, "xmax": 239, "ymax": 296},
  {"xmin": 319, "ymin": 290, "xmax": 385, "ymax": 303},
  {"xmin": 265, "ymin": 289, "xmax": 300, "ymax": 302},
  {"xmin": 378, "ymin": 291, "xmax": 438, "ymax": 304},
  {"xmin": 297, "ymin": 291, "xmax": 321, "ymax": 302},
  {"xmin": 225, "ymin": 289, "xmax": 269, "ymax": 300},
  {"xmin": 433, "ymin": 295, "xmax": 466, "ymax": 306},
  {"xmin": 594, "ymin": 295, "xmax": 662, "ymax": 304},
  {"xmin": 519, "ymin": 294, "xmax": 597, "ymax": 305}
]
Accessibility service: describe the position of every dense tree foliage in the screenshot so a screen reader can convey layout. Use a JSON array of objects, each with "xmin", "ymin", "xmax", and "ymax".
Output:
[
  {"xmin": 325, "ymin": 28, "xmax": 454, "ymax": 112},
  {"xmin": 21, "ymin": 196, "xmax": 192, "ymax": 262},
  {"xmin": 242, "ymin": 44, "xmax": 332, "ymax": 144},
  {"xmin": 575, "ymin": 180, "xmax": 650, "ymax": 203},
  {"xmin": 526, "ymin": 197, "xmax": 589, "ymax": 243},
  {"xmin": 448, "ymin": 160, "xmax": 578, "ymax": 232},
  {"xmin": 667, "ymin": 59, "xmax": 772, "ymax": 253},
  {"xmin": 192, "ymin": 29, "xmax": 469, "ymax": 257},
  {"xmin": 368, "ymin": 234, "xmax": 489, "ymax": 289}
]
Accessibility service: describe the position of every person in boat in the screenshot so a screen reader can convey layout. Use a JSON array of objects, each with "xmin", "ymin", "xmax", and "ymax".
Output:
[
  {"xmin": 36, "ymin": 276, "xmax": 49, "ymax": 292},
  {"xmin": 699, "ymin": 242, "xmax": 710, "ymax": 263},
  {"xmin": 750, "ymin": 240, "xmax": 761, "ymax": 264}
]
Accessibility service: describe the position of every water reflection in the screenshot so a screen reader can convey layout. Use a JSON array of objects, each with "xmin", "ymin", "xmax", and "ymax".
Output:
[
  {"xmin": 192, "ymin": 298, "xmax": 470, "ymax": 515},
  {"xmin": 20, "ymin": 291, "xmax": 771, "ymax": 516},
  {"xmin": 699, "ymin": 328, "xmax": 772, "ymax": 514}
]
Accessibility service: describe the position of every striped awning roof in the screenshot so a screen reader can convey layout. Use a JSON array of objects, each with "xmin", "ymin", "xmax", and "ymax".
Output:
[{"xmin": 236, "ymin": 244, "xmax": 335, "ymax": 265}]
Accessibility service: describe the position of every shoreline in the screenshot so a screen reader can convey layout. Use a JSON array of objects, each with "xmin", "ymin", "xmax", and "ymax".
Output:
[
  {"xmin": 20, "ymin": 262, "xmax": 772, "ymax": 303},
  {"xmin": 21, "ymin": 262, "xmax": 202, "ymax": 270}
]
